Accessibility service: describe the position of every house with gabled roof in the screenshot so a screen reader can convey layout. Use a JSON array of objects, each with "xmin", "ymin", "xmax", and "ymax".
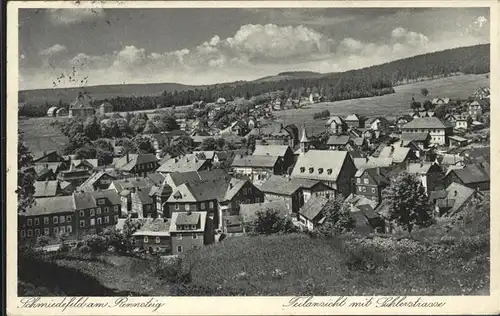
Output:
[
  {"xmin": 345, "ymin": 114, "xmax": 361, "ymax": 128},
  {"xmin": 326, "ymin": 135, "xmax": 354, "ymax": 151},
  {"xmin": 431, "ymin": 98, "xmax": 450, "ymax": 106},
  {"xmin": 78, "ymin": 171, "xmax": 117, "ymax": 192},
  {"xmin": 400, "ymin": 132, "xmax": 431, "ymax": 149},
  {"xmin": 33, "ymin": 150, "xmax": 65, "ymax": 163},
  {"xmin": 353, "ymin": 168, "xmax": 389, "ymax": 204},
  {"xmin": 156, "ymin": 154, "xmax": 211, "ymax": 175},
  {"xmin": 33, "ymin": 164, "xmax": 58, "ymax": 181},
  {"xmin": 252, "ymin": 144, "xmax": 295, "ymax": 172},
  {"xmin": 473, "ymin": 87, "xmax": 490, "ymax": 100},
  {"xmin": 163, "ymin": 169, "xmax": 228, "ymax": 190},
  {"xmin": 291, "ymin": 150, "xmax": 357, "ymax": 197},
  {"xmin": 406, "ymin": 162, "xmax": 445, "ymax": 192},
  {"xmin": 114, "ymin": 153, "xmax": 159, "ymax": 177},
  {"xmin": 130, "ymin": 187, "xmax": 157, "ymax": 218},
  {"xmin": 377, "ymin": 145, "xmax": 414, "ymax": 166},
  {"xmin": 34, "ymin": 180, "xmax": 62, "ymax": 198},
  {"xmin": 57, "ymin": 163, "xmax": 92, "ymax": 187},
  {"xmin": 72, "ymin": 159, "xmax": 98, "ymax": 171},
  {"xmin": 401, "ymin": 117, "xmax": 451, "ymax": 145},
  {"xmin": 325, "ymin": 116, "xmax": 346, "ymax": 135},
  {"xmin": 432, "ymin": 182, "xmax": 480, "ymax": 216},
  {"xmin": 298, "ymin": 195, "xmax": 329, "ymax": 231},
  {"xmin": 231, "ymin": 154, "xmax": 282, "ymax": 183},
  {"xmin": 467, "ymin": 100, "xmax": 483, "ymax": 119},
  {"xmin": 72, "ymin": 190, "xmax": 121, "ymax": 236},
  {"xmin": 259, "ymin": 175, "xmax": 335, "ymax": 214},
  {"xmin": 169, "ymin": 211, "xmax": 213, "ymax": 254},
  {"xmin": 132, "ymin": 218, "xmax": 171, "ymax": 254},
  {"xmin": 444, "ymin": 163, "xmax": 489, "ymax": 191}
]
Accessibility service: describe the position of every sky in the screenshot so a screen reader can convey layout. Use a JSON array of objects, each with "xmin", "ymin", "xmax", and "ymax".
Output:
[{"xmin": 19, "ymin": 7, "xmax": 490, "ymax": 90}]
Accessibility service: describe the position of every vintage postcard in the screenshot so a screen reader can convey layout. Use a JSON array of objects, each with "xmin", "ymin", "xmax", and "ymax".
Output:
[{"xmin": 6, "ymin": 0, "xmax": 499, "ymax": 315}]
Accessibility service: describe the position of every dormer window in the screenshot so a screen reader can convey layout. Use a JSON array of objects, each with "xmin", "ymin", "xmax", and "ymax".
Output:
[
  {"xmin": 318, "ymin": 168, "xmax": 324, "ymax": 174},
  {"xmin": 327, "ymin": 168, "xmax": 332, "ymax": 175},
  {"xmin": 309, "ymin": 168, "xmax": 314, "ymax": 173},
  {"xmin": 300, "ymin": 167, "xmax": 305, "ymax": 173},
  {"xmin": 98, "ymin": 199, "xmax": 105, "ymax": 205}
]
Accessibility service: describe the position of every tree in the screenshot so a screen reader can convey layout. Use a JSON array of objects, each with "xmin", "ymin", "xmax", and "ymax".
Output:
[
  {"xmin": 83, "ymin": 116, "xmax": 102, "ymax": 140},
  {"xmin": 158, "ymin": 112, "xmax": 179, "ymax": 132},
  {"xmin": 200, "ymin": 138, "xmax": 217, "ymax": 151},
  {"xmin": 143, "ymin": 120, "xmax": 159, "ymax": 134},
  {"xmin": 133, "ymin": 135, "xmax": 155, "ymax": 154},
  {"xmin": 84, "ymin": 234, "xmax": 108, "ymax": 258},
  {"xmin": 410, "ymin": 101, "xmax": 422, "ymax": 111},
  {"xmin": 102, "ymin": 227, "xmax": 130, "ymax": 254},
  {"xmin": 17, "ymin": 133, "xmax": 36, "ymax": 214},
  {"xmin": 382, "ymin": 172, "xmax": 433, "ymax": 232},
  {"xmin": 245, "ymin": 208, "xmax": 296, "ymax": 235},
  {"xmin": 420, "ymin": 88, "xmax": 429, "ymax": 97},
  {"xmin": 316, "ymin": 196, "xmax": 355, "ymax": 236},
  {"xmin": 423, "ymin": 100, "xmax": 433, "ymax": 111}
]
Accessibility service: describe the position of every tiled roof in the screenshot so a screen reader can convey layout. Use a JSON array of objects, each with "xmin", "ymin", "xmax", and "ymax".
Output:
[
  {"xmin": 115, "ymin": 154, "xmax": 158, "ymax": 172},
  {"xmin": 23, "ymin": 196, "xmax": 74, "ymax": 216},
  {"xmin": 78, "ymin": 171, "xmax": 116, "ymax": 192},
  {"xmin": 325, "ymin": 116, "xmax": 344, "ymax": 126},
  {"xmin": 34, "ymin": 163, "xmax": 61, "ymax": 175},
  {"xmin": 73, "ymin": 190, "xmax": 121, "ymax": 210},
  {"xmin": 407, "ymin": 162, "xmax": 436, "ymax": 175},
  {"xmin": 72, "ymin": 159, "xmax": 98, "ymax": 169},
  {"xmin": 168, "ymin": 169, "xmax": 228, "ymax": 187},
  {"xmin": 252, "ymin": 145, "xmax": 290, "ymax": 157},
  {"xmin": 291, "ymin": 150, "xmax": 350, "ymax": 182},
  {"xmin": 353, "ymin": 157, "xmax": 393, "ymax": 170},
  {"xmin": 345, "ymin": 114, "xmax": 360, "ymax": 121},
  {"xmin": 157, "ymin": 154, "xmax": 208, "ymax": 173},
  {"xmin": 299, "ymin": 195, "xmax": 329, "ymax": 221},
  {"xmin": 354, "ymin": 169, "xmax": 388, "ymax": 186},
  {"xmin": 132, "ymin": 218, "xmax": 171, "ymax": 236},
  {"xmin": 401, "ymin": 117, "xmax": 447, "ymax": 129},
  {"xmin": 231, "ymin": 155, "xmax": 279, "ymax": 168},
  {"xmin": 259, "ymin": 175, "xmax": 325, "ymax": 196},
  {"xmin": 223, "ymin": 178, "xmax": 248, "ymax": 202},
  {"xmin": 133, "ymin": 187, "xmax": 154, "ymax": 204},
  {"xmin": 111, "ymin": 178, "xmax": 151, "ymax": 193},
  {"xmin": 32, "ymin": 150, "xmax": 58, "ymax": 162},
  {"xmin": 450, "ymin": 164, "xmax": 489, "ymax": 184},
  {"xmin": 355, "ymin": 204, "xmax": 378, "ymax": 220},
  {"xmin": 401, "ymin": 132, "xmax": 430, "ymax": 142},
  {"xmin": 441, "ymin": 182, "xmax": 476, "ymax": 215},
  {"xmin": 34, "ymin": 180, "xmax": 59, "ymax": 198},
  {"xmin": 147, "ymin": 173, "xmax": 165, "ymax": 186}
]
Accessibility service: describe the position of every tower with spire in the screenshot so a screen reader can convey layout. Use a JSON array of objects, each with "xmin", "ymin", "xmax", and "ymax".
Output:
[{"xmin": 299, "ymin": 124, "xmax": 310, "ymax": 155}]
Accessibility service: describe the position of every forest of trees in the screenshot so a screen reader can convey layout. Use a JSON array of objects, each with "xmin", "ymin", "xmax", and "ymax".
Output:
[{"xmin": 19, "ymin": 44, "xmax": 490, "ymax": 117}]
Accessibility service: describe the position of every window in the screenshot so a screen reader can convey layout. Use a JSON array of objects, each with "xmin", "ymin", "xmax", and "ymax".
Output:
[
  {"xmin": 44, "ymin": 217, "xmax": 49, "ymax": 225},
  {"xmin": 27, "ymin": 230, "xmax": 33, "ymax": 237},
  {"xmin": 362, "ymin": 187, "xmax": 366, "ymax": 193},
  {"xmin": 256, "ymin": 197, "xmax": 260, "ymax": 203},
  {"xmin": 193, "ymin": 234, "xmax": 198, "ymax": 239},
  {"xmin": 371, "ymin": 188, "xmax": 376, "ymax": 193},
  {"xmin": 34, "ymin": 218, "xmax": 40, "ymax": 225},
  {"xmin": 90, "ymin": 218, "xmax": 95, "ymax": 226},
  {"xmin": 327, "ymin": 169, "xmax": 332, "ymax": 175},
  {"xmin": 309, "ymin": 167, "xmax": 314, "ymax": 173},
  {"xmin": 80, "ymin": 210, "xmax": 85, "ymax": 217},
  {"xmin": 90, "ymin": 209, "xmax": 95, "ymax": 216},
  {"xmin": 44, "ymin": 228, "xmax": 49, "ymax": 235},
  {"xmin": 53, "ymin": 216, "xmax": 58, "ymax": 224},
  {"xmin": 114, "ymin": 205, "xmax": 119, "ymax": 212},
  {"xmin": 356, "ymin": 178, "xmax": 361, "ymax": 184},
  {"xmin": 67, "ymin": 226, "xmax": 72, "ymax": 233},
  {"xmin": 80, "ymin": 220, "xmax": 85, "ymax": 228},
  {"xmin": 318, "ymin": 168, "xmax": 324, "ymax": 174},
  {"xmin": 209, "ymin": 202, "xmax": 214, "ymax": 208},
  {"xmin": 236, "ymin": 200, "xmax": 241, "ymax": 205},
  {"xmin": 35, "ymin": 229, "xmax": 40, "ymax": 236},
  {"xmin": 104, "ymin": 216, "xmax": 109, "ymax": 224},
  {"xmin": 363, "ymin": 179, "xmax": 369, "ymax": 185},
  {"xmin": 114, "ymin": 215, "xmax": 118, "ymax": 222},
  {"xmin": 131, "ymin": 237, "xmax": 136, "ymax": 245},
  {"xmin": 155, "ymin": 237, "xmax": 161, "ymax": 244},
  {"xmin": 60, "ymin": 226, "xmax": 66, "ymax": 234},
  {"xmin": 201, "ymin": 203, "xmax": 206, "ymax": 210},
  {"xmin": 177, "ymin": 234, "xmax": 183, "ymax": 240},
  {"xmin": 53, "ymin": 227, "xmax": 59, "ymax": 234},
  {"xmin": 20, "ymin": 230, "xmax": 26, "ymax": 238},
  {"xmin": 105, "ymin": 207, "xmax": 109, "ymax": 213},
  {"xmin": 175, "ymin": 204, "xmax": 179, "ymax": 210},
  {"xmin": 185, "ymin": 204, "xmax": 190, "ymax": 211},
  {"xmin": 97, "ymin": 217, "xmax": 102, "ymax": 225},
  {"xmin": 358, "ymin": 187, "xmax": 363, "ymax": 192},
  {"xmin": 60, "ymin": 215, "xmax": 65, "ymax": 224},
  {"xmin": 177, "ymin": 245, "xmax": 183, "ymax": 253},
  {"xmin": 300, "ymin": 167, "xmax": 305, "ymax": 173},
  {"xmin": 27, "ymin": 219, "xmax": 32, "ymax": 226},
  {"xmin": 98, "ymin": 199, "xmax": 105, "ymax": 205},
  {"xmin": 97, "ymin": 208, "xmax": 102, "ymax": 215},
  {"xmin": 66, "ymin": 215, "xmax": 71, "ymax": 222}
]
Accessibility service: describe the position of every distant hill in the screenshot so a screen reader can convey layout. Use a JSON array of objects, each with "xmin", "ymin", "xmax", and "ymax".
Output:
[
  {"xmin": 19, "ymin": 82, "xmax": 196, "ymax": 105},
  {"xmin": 19, "ymin": 44, "xmax": 489, "ymax": 116},
  {"xmin": 253, "ymin": 71, "xmax": 324, "ymax": 83}
]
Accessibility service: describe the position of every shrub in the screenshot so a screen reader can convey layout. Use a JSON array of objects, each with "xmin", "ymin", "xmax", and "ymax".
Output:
[{"xmin": 245, "ymin": 209, "xmax": 297, "ymax": 235}]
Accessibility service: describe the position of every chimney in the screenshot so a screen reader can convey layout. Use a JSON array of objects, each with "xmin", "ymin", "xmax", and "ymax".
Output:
[
  {"xmin": 229, "ymin": 183, "xmax": 233, "ymax": 189},
  {"xmin": 420, "ymin": 161, "xmax": 424, "ymax": 167},
  {"xmin": 365, "ymin": 157, "xmax": 369, "ymax": 162},
  {"xmin": 187, "ymin": 209, "xmax": 192, "ymax": 216},
  {"xmin": 126, "ymin": 151, "xmax": 130, "ymax": 163}
]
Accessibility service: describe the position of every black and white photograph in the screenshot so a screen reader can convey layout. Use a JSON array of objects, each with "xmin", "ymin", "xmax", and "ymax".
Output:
[{"xmin": 9, "ymin": 1, "xmax": 496, "ymax": 308}]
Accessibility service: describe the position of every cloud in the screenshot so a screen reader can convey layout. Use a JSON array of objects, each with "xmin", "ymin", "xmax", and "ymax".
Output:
[
  {"xmin": 467, "ymin": 16, "xmax": 489, "ymax": 36},
  {"xmin": 391, "ymin": 27, "xmax": 429, "ymax": 46},
  {"xmin": 47, "ymin": 8, "xmax": 105, "ymax": 25},
  {"xmin": 39, "ymin": 44, "xmax": 67, "ymax": 56}
]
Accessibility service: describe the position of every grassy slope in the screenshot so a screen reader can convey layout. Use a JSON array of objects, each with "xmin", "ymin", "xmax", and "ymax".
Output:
[
  {"xmin": 180, "ymin": 199, "xmax": 489, "ymax": 296},
  {"xmin": 275, "ymin": 73, "xmax": 489, "ymax": 135},
  {"xmin": 19, "ymin": 117, "xmax": 70, "ymax": 153}
]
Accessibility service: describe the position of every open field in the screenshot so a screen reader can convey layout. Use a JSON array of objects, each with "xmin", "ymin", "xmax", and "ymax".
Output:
[
  {"xmin": 275, "ymin": 74, "xmax": 489, "ymax": 135},
  {"xmin": 19, "ymin": 117, "xmax": 70, "ymax": 153}
]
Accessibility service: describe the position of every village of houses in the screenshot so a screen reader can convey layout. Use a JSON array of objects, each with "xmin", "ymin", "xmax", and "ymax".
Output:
[{"xmin": 19, "ymin": 86, "xmax": 491, "ymax": 256}]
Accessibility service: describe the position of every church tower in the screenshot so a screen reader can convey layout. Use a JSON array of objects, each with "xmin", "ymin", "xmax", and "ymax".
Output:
[{"xmin": 299, "ymin": 124, "xmax": 310, "ymax": 155}]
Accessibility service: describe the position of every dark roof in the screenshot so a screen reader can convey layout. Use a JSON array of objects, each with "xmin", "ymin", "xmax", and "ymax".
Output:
[
  {"xmin": 114, "ymin": 154, "xmax": 158, "ymax": 171},
  {"xmin": 147, "ymin": 173, "xmax": 165, "ymax": 186},
  {"xmin": 451, "ymin": 164, "xmax": 489, "ymax": 184},
  {"xmin": 186, "ymin": 178, "xmax": 231, "ymax": 201},
  {"xmin": 259, "ymin": 176, "xmax": 326, "ymax": 196},
  {"xmin": 134, "ymin": 187, "xmax": 154, "ymax": 204},
  {"xmin": 157, "ymin": 154, "xmax": 208, "ymax": 173},
  {"xmin": 176, "ymin": 212, "xmax": 201, "ymax": 225},
  {"xmin": 356, "ymin": 204, "xmax": 378, "ymax": 219},
  {"xmin": 299, "ymin": 195, "xmax": 329, "ymax": 221},
  {"xmin": 400, "ymin": 132, "xmax": 430, "ymax": 142},
  {"xmin": 231, "ymin": 155, "xmax": 279, "ymax": 168},
  {"xmin": 73, "ymin": 190, "xmax": 121, "ymax": 210},
  {"xmin": 168, "ymin": 169, "xmax": 228, "ymax": 187},
  {"xmin": 429, "ymin": 190, "xmax": 447, "ymax": 202},
  {"xmin": 355, "ymin": 169, "xmax": 388, "ymax": 186},
  {"xmin": 23, "ymin": 196, "xmax": 74, "ymax": 216},
  {"xmin": 111, "ymin": 178, "xmax": 151, "ymax": 192}
]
